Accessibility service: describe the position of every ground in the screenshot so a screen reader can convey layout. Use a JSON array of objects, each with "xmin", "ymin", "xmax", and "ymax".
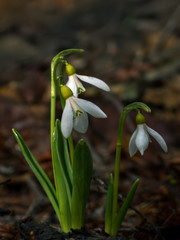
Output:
[{"xmin": 0, "ymin": 0, "xmax": 180, "ymax": 239}]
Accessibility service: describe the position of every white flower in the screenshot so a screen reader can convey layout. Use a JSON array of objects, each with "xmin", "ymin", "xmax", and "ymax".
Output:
[
  {"xmin": 61, "ymin": 86, "xmax": 107, "ymax": 138},
  {"xmin": 129, "ymin": 124, "xmax": 168, "ymax": 157},
  {"xmin": 65, "ymin": 63, "xmax": 110, "ymax": 97}
]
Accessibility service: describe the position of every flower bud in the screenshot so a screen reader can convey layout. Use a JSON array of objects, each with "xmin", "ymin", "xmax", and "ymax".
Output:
[
  {"xmin": 136, "ymin": 111, "xmax": 145, "ymax": 124},
  {"xmin": 65, "ymin": 63, "xmax": 76, "ymax": 76},
  {"xmin": 61, "ymin": 85, "xmax": 73, "ymax": 99}
]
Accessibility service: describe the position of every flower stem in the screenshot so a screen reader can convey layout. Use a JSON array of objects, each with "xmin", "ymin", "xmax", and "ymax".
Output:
[
  {"xmin": 51, "ymin": 48, "xmax": 84, "ymax": 142},
  {"xmin": 68, "ymin": 136, "xmax": 74, "ymax": 167},
  {"xmin": 50, "ymin": 60, "xmax": 57, "ymax": 144},
  {"xmin": 51, "ymin": 55, "xmax": 75, "ymax": 167},
  {"xmin": 51, "ymin": 58, "xmax": 65, "ymax": 142},
  {"xmin": 112, "ymin": 110, "xmax": 128, "ymax": 221},
  {"xmin": 111, "ymin": 102, "xmax": 151, "ymax": 224}
]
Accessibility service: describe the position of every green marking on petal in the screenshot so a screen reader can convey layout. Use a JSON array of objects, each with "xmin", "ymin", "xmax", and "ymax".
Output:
[
  {"xmin": 76, "ymin": 110, "xmax": 83, "ymax": 116},
  {"xmin": 77, "ymin": 87, "xmax": 85, "ymax": 94}
]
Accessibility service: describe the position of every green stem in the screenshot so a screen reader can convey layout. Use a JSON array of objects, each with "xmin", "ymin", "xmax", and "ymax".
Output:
[
  {"xmin": 50, "ymin": 60, "xmax": 57, "ymax": 144},
  {"xmin": 112, "ymin": 110, "xmax": 128, "ymax": 221},
  {"xmin": 111, "ymin": 102, "xmax": 151, "ymax": 223},
  {"xmin": 51, "ymin": 50, "xmax": 85, "ymax": 167},
  {"xmin": 68, "ymin": 136, "xmax": 74, "ymax": 167},
  {"xmin": 55, "ymin": 60, "xmax": 65, "ymax": 108},
  {"xmin": 51, "ymin": 58, "xmax": 65, "ymax": 143}
]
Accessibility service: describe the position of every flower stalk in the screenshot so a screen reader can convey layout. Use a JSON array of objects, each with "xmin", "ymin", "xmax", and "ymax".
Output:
[
  {"xmin": 112, "ymin": 109, "xmax": 128, "ymax": 221},
  {"xmin": 105, "ymin": 102, "xmax": 151, "ymax": 236},
  {"xmin": 112, "ymin": 103, "xmax": 151, "ymax": 221},
  {"xmin": 50, "ymin": 49, "xmax": 84, "ymax": 167}
]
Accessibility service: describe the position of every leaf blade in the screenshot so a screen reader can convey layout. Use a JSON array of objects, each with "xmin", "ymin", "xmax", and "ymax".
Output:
[
  {"xmin": 71, "ymin": 139, "xmax": 93, "ymax": 229},
  {"xmin": 56, "ymin": 119, "xmax": 72, "ymax": 189},
  {"xmin": 111, "ymin": 179, "xmax": 140, "ymax": 236},
  {"xmin": 52, "ymin": 123, "xmax": 72, "ymax": 232},
  {"xmin": 12, "ymin": 129, "xmax": 59, "ymax": 218},
  {"xmin": 105, "ymin": 174, "xmax": 114, "ymax": 235}
]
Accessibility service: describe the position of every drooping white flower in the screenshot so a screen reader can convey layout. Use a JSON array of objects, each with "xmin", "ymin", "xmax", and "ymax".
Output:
[
  {"xmin": 65, "ymin": 63, "xmax": 110, "ymax": 97},
  {"xmin": 129, "ymin": 111, "xmax": 168, "ymax": 157},
  {"xmin": 61, "ymin": 85, "xmax": 107, "ymax": 138}
]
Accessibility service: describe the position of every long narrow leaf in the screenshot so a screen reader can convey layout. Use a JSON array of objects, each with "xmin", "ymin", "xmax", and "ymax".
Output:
[
  {"xmin": 56, "ymin": 120, "xmax": 72, "ymax": 189},
  {"xmin": 55, "ymin": 120, "xmax": 72, "ymax": 208},
  {"xmin": 52, "ymin": 124, "xmax": 71, "ymax": 233},
  {"xmin": 12, "ymin": 129, "xmax": 59, "ymax": 218},
  {"xmin": 111, "ymin": 179, "xmax": 140, "ymax": 236},
  {"xmin": 71, "ymin": 139, "xmax": 93, "ymax": 229},
  {"xmin": 105, "ymin": 174, "xmax": 113, "ymax": 235}
]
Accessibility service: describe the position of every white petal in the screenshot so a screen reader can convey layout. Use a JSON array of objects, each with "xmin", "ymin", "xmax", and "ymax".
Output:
[
  {"xmin": 69, "ymin": 97, "xmax": 83, "ymax": 114},
  {"xmin": 129, "ymin": 128, "xmax": 138, "ymax": 157},
  {"xmin": 76, "ymin": 74, "xmax": 110, "ymax": 92},
  {"xmin": 73, "ymin": 75, "xmax": 86, "ymax": 94},
  {"xmin": 66, "ymin": 75, "xmax": 78, "ymax": 97},
  {"xmin": 75, "ymin": 98, "xmax": 107, "ymax": 118},
  {"xmin": 73, "ymin": 112, "xmax": 89, "ymax": 133},
  {"xmin": 135, "ymin": 124, "xmax": 149, "ymax": 155},
  {"xmin": 61, "ymin": 99, "xmax": 73, "ymax": 138},
  {"xmin": 145, "ymin": 125, "xmax": 168, "ymax": 152}
]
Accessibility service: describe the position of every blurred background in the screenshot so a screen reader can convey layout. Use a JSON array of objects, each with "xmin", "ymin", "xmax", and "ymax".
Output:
[{"xmin": 0, "ymin": 0, "xmax": 180, "ymax": 239}]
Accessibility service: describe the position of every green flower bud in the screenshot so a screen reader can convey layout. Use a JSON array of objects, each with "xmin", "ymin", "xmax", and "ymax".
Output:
[
  {"xmin": 61, "ymin": 85, "xmax": 73, "ymax": 99},
  {"xmin": 65, "ymin": 63, "xmax": 76, "ymax": 76},
  {"xmin": 136, "ymin": 111, "xmax": 145, "ymax": 124}
]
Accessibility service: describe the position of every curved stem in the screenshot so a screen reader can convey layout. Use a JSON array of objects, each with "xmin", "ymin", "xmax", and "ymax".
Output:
[
  {"xmin": 51, "ymin": 55, "xmax": 77, "ymax": 167},
  {"xmin": 111, "ymin": 102, "xmax": 151, "ymax": 222},
  {"xmin": 51, "ymin": 59, "xmax": 65, "ymax": 144},
  {"xmin": 50, "ymin": 47, "xmax": 84, "ymax": 148},
  {"xmin": 50, "ymin": 61, "xmax": 57, "ymax": 144}
]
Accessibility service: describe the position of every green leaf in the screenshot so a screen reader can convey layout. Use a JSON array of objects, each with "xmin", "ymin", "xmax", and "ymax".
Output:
[
  {"xmin": 12, "ymin": 129, "xmax": 59, "ymax": 219},
  {"xmin": 52, "ymin": 121, "xmax": 72, "ymax": 233},
  {"xmin": 56, "ymin": 119, "xmax": 72, "ymax": 192},
  {"xmin": 111, "ymin": 179, "xmax": 140, "ymax": 236},
  {"xmin": 105, "ymin": 174, "xmax": 113, "ymax": 235},
  {"xmin": 71, "ymin": 139, "xmax": 93, "ymax": 230}
]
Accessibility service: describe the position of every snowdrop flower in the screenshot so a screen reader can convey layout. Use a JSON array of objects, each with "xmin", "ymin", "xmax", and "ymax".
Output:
[
  {"xmin": 60, "ymin": 85, "xmax": 107, "ymax": 138},
  {"xmin": 129, "ymin": 111, "xmax": 168, "ymax": 157},
  {"xmin": 65, "ymin": 63, "xmax": 110, "ymax": 97}
]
